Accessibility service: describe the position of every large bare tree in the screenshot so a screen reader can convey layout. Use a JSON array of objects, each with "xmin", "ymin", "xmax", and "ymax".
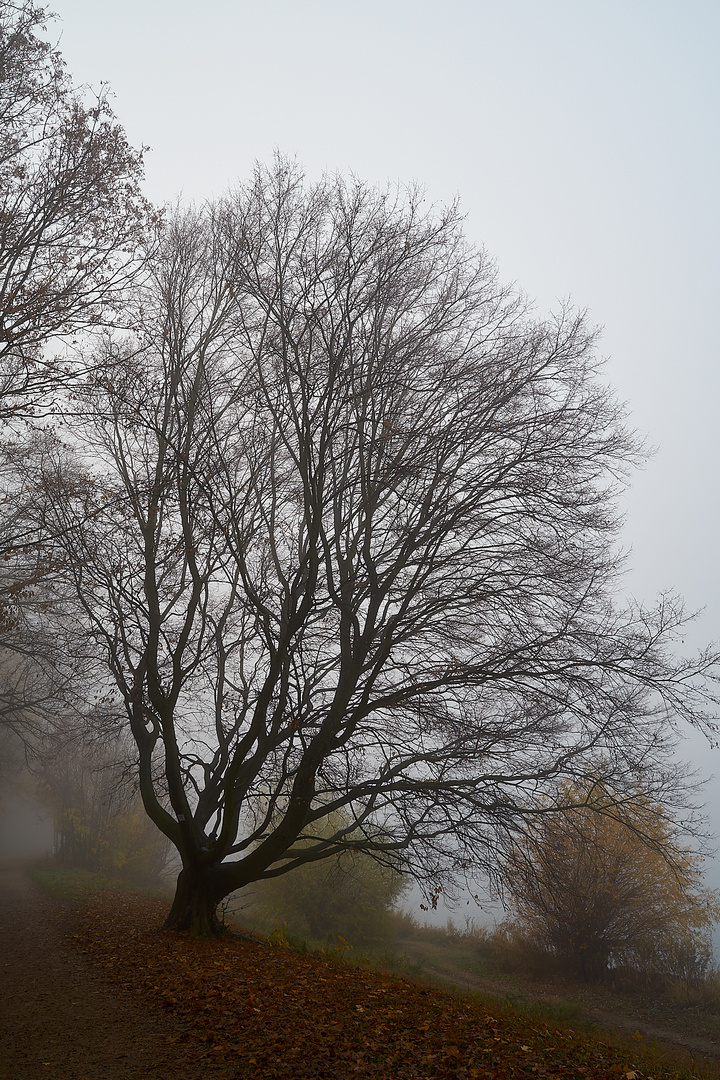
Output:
[{"xmin": 41, "ymin": 162, "xmax": 717, "ymax": 935}]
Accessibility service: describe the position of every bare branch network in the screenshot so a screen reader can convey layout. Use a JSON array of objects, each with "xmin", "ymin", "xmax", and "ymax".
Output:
[
  {"xmin": 0, "ymin": 1, "xmax": 153, "ymax": 422},
  {"xmin": 33, "ymin": 161, "xmax": 718, "ymax": 934}
]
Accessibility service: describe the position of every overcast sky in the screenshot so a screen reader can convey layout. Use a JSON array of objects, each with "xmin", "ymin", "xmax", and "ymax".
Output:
[{"xmin": 48, "ymin": 0, "xmax": 720, "ymax": 903}]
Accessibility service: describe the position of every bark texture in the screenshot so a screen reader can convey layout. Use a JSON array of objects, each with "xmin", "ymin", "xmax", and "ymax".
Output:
[{"xmin": 164, "ymin": 865, "xmax": 229, "ymax": 938}]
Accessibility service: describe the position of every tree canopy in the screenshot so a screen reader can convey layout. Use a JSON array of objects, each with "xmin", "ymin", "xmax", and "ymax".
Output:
[{"xmin": 32, "ymin": 160, "xmax": 718, "ymax": 934}]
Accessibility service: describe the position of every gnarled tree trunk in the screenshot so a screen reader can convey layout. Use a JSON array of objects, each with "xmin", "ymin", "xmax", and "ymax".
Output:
[{"xmin": 164, "ymin": 864, "xmax": 231, "ymax": 938}]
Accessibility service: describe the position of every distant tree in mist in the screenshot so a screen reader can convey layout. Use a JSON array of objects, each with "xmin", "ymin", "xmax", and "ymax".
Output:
[
  {"xmin": 37, "ymin": 733, "xmax": 172, "ymax": 886},
  {"xmin": 502, "ymin": 780, "xmax": 720, "ymax": 982},
  {"xmin": 250, "ymin": 810, "xmax": 407, "ymax": 945}
]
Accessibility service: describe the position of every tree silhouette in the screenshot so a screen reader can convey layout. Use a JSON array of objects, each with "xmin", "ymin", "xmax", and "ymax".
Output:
[{"xmin": 39, "ymin": 161, "xmax": 718, "ymax": 934}]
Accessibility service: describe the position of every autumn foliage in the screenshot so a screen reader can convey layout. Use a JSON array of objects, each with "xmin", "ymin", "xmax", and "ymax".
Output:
[
  {"xmin": 502, "ymin": 784, "xmax": 720, "ymax": 982},
  {"xmin": 0, "ymin": 0, "xmax": 151, "ymax": 417}
]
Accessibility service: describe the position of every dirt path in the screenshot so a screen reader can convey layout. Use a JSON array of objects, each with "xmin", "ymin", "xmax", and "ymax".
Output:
[
  {"xmin": 397, "ymin": 937, "xmax": 720, "ymax": 1065},
  {"xmin": 0, "ymin": 865, "xmax": 229, "ymax": 1080}
]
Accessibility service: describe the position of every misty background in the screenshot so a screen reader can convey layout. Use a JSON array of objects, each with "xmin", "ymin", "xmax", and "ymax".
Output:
[{"xmin": 4, "ymin": 0, "xmax": 718, "ymax": 923}]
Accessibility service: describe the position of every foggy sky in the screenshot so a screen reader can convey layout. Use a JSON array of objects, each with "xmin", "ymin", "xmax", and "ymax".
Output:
[{"xmin": 41, "ymin": 0, "xmax": 720, "ymax": 904}]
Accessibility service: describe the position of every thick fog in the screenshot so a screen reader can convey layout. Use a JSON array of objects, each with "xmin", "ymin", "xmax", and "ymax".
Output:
[{"xmin": 5, "ymin": 0, "xmax": 719, "ymax": 914}]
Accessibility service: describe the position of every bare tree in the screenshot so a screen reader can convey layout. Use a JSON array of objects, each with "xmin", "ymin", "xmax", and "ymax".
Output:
[
  {"xmin": 0, "ymin": 1, "xmax": 153, "ymax": 762},
  {"xmin": 40, "ymin": 161, "xmax": 718, "ymax": 935},
  {"xmin": 0, "ymin": 0, "xmax": 152, "ymax": 421}
]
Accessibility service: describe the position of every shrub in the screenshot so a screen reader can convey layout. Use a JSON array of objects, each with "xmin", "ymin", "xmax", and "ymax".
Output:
[
  {"xmin": 501, "ymin": 781, "xmax": 720, "ymax": 983},
  {"xmin": 249, "ymin": 814, "xmax": 407, "ymax": 946}
]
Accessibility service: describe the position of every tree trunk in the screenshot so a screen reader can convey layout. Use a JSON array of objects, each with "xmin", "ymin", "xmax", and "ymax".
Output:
[
  {"xmin": 164, "ymin": 864, "xmax": 229, "ymax": 937},
  {"xmin": 579, "ymin": 945, "xmax": 609, "ymax": 982}
]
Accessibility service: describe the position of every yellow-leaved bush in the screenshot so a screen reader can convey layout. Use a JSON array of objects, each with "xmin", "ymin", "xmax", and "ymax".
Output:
[{"xmin": 502, "ymin": 781, "xmax": 720, "ymax": 982}]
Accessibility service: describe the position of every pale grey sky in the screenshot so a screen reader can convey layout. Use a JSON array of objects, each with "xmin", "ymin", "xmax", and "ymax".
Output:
[{"xmin": 49, "ymin": 0, "xmax": 720, "ymax": 903}]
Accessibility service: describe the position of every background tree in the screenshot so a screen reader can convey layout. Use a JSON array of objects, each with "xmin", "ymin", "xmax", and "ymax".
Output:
[
  {"xmin": 37, "ymin": 729, "xmax": 172, "ymax": 887},
  {"xmin": 0, "ymin": 1, "xmax": 152, "ymax": 762},
  {"xmin": 0, "ymin": 426, "xmax": 92, "ymax": 761},
  {"xmin": 0, "ymin": 0, "xmax": 152, "ymax": 420},
  {"xmin": 41, "ymin": 161, "xmax": 718, "ymax": 936},
  {"xmin": 502, "ymin": 781, "xmax": 720, "ymax": 982},
  {"xmin": 248, "ymin": 809, "xmax": 407, "ymax": 946}
]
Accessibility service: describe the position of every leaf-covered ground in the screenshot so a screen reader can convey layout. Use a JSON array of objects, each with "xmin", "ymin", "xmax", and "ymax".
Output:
[{"xmin": 68, "ymin": 889, "xmax": 718, "ymax": 1080}]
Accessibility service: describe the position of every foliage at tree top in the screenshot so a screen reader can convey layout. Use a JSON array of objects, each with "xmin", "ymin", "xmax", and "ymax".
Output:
[{"xmin": 0, "ymin": 0, "xmax": 153, "ymax": 422}]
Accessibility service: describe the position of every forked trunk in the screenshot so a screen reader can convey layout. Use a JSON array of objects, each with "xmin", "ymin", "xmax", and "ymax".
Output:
[{"xmin": 164, "ymin": 864, "xmax": 229, "ymax": 937}]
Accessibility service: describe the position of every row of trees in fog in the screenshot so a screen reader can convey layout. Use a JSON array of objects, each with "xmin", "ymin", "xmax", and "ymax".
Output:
[{"xmin": 1, "ymin": 0, "xmax": 719, "ymax": 966}]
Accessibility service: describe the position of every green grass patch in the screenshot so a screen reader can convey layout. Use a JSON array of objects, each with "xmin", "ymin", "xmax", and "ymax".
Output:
[
  {"xmin": 499, "ymin": 991, "xmax": 585, "ymax": 1026},
  {"xmin": 29, "ymin": 866, "xmax": 169, "ymax": 902}
]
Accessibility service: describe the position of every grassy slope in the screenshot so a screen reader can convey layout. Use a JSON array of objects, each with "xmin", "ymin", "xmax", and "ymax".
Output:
[{"xmin": 28, "ymin": 868, "xmax": 720, "ymax": 1079}]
